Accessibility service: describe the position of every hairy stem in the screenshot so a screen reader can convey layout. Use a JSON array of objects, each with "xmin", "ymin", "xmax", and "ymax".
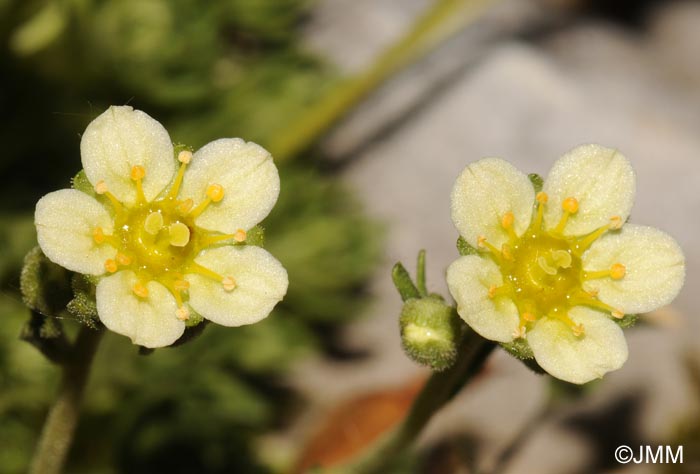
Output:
[
  {"xmin": 29, "ymin": 326, "xmax": 103, "ymax": 474},
  {"xmin": 336, "ymin": 329, "xmax": 495, "ymax": 473}
]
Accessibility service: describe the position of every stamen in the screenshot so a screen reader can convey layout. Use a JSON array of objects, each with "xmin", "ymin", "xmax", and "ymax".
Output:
[
  {"xmin": 554, "ymin": 197, "xmax": 578, "ymax": 233},
  {"xmin": 562, "ymin": 197, "xmax": 579, "ymax": 214},
  {"xmin": 501, "ymin": 244, "xmax": 514, "ymax": 261},
  {"xmin": 477, "ymin": 236, "xmax": 502, "ymax": 262},
  {"xmin": 130, "ymin": 165, "xmax": 146, "ymax": 203},
  {"xmin": 116, "ymin": 253, "xmax": 132, "ymax": 266},
  {"xmin": 93, "ymin": 227, "xmax": 105, "ymax": 244},
  {"xmin": 533, "ymin": 192, "xmax": 548, "ymax": 229},
  {"xmin": 583, "ymin": 263, "xmax": 626, "ymax": 280},
  {"xmin": 167, "ymin": 151, "xmax": 193, "ymax": 199},
  {"xmin": 104, "ymin": 259, "xmax": 118, "ymax": 273},
  {"xmin": 94, "ymin": 180, "xmax": 123, "ymax": 214},
  {"xmin": 187, "ymin": 262, "xmax": 224, "ymax": 281},
  {"xmin": 144, "ymin": 212, "xmax": 164, "ymax": 235},
  {"xmin": 572, "ymin": 323, "xmax": 585, "ymax": 337},
  {"xmin": 94, "ymin": 180, "xmax": 108, "ymax": 195},
  {"xmin": 206, "ymin": 184, "xmax": 225, "ymax": 202},
  {"xmin": 610, "ymin": 263, "xmax": 626, "ymax": 280},
  {"xmin": 234, "ymin": 229, "xmax": 247, "ymax": 243},
  {"xmin": 501, "ymin": 211, "xmax": 517, "ymax": 241},
  {"xmin": 177, "ymin": 198, "xmax": 194, "ymax": 215},
  {"xmin": 512, "ymin": 326, "xmax": 526, "ymax": 339},
  {"xmin": 572, "ymin": 291, "xmax": 623, "ymax": 319},
  {"xmin": 488, "ymin": 285, "xmax": 508, "ymax": 299},
  {"xmin": 168, "ymin": 222, "xmax": 191, "ymax": 247},
  {"xmin": 176, "ymin": 306, "xmax": 190, "ymax": 321},
  {"xmin": 132, "ymin": 282, "xmax": 149, "ymax": 298},
  {"xmin": 178, "ymin": 150, "xmax": 192, "ymax": 164},
  {"xmin": 609, "ymin": 215, "xmax": 623, "ymax": 230},
  {"xmin": 222, "ymin": 276, "xmax": 237, "ymax": 291},
  {"xmin": 174, "ymin": 279, "xmax": 190, "ymax": 292},
  {"xmin": 189, "ymin": 198, "xmax": 211, "ymax": 218}
]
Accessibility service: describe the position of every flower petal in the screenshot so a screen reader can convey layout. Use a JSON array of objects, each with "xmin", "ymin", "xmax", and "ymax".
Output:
[
  {"xmin": 582, "ymin": 224, "xmax": 685, "ymax": 314},
  {"xmin": 187, "ymin": 245, "xmax": 288, "ymax": 327},
  {"xmin": 35, "ymin": 189, "xmax": 116, "ymax": 275},
  {"xmin": 446, "ymin": 255, "xmax": 519, "ymax": 342},
  {"xmin": 179, "ymin": 138, "xmax": 280, "ymax": 233},
  {"xmin": 528, "ymin": 307, "xmax": 628, "ymax": 384},
  {"xmin": 81, "ymin": 106, "xmax": 175, "ymax": 205},
  {"xmin": 542, "ymin": 144, "xmax": 635, "ymax": 236},
  {"xmin": 96, "ymin": 270, "xmax": 184, "ymax": 348},
  {"xmin": 451, "ymin": 158, "xmax": 534, "ymax": 249}
]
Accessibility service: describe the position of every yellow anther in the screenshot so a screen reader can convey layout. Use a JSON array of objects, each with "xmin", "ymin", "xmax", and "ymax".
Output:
[
  {"xmin": 93, "ymin": 227, "xmax": 105, "ymax": 244},
  {"xmin": 130, "ymin": 165, "xmax": 146, "ymax": 181},
  {"xmin": 233, "ymin": 229, "xmax": 247, "ymax": 242},
  {"xmin": 176, "ymin": 306, "xmax": 190, "ymax": 321},
  {"xmin": 513, "ymin": 326, "xmax": 527, "ymax": 339},
  {"xmin": 501, "ymin": 211, "xmax": 514, "ymax": 229},
  {"xmin": 116, "ymin": 253, "xmax": 132, "ymax": 266},
  {"xmin": 178, "ymin": 198, "xmax": 194, "ymax": 214},
  {"xmin": 522, "ymin": 312, "xmax": 537, "ymax": 322},
  {"xmin": 609, "ymin": 215, "xmax": 623, "ymax": 229},
  {"xmin": 144, "ymin": 212, "xmax": 164, "ymax": 235},
  {"xmin": 178, "ymin": 150, "xmax": 192, "ymax": 164},
  {"xmin": 169, "ymin": 222, "xmax": 191, "ymax": 247},
  {"xmin": 572, "ymin": 323, "xmax": 585, "ymax": 337},
  {"xmin": 586, "ymin": 287, "xmax": 600, "ymax": 297},
  {"xmin": 610, "ymin": 263, "xmax": 626, "ymax": 280},
  {"xmin": 206, "ymin": 184, "xmax": 225, "ymax": 202},
  {"xmin": 133, "ymin": 282, "xmax": 149, "ymax": 298},
  {"xmin": 222, "ymin": 276, "xmax": 237, "ymax": 291},
  {"xmin": 502, "ymin": 244, "xmax": 514, "ymax": 261},
  {"xmin": 488, "ymin": 285, "xmax": 497, "ymax": 299},
  {"xmin": 612, "ymin": 310, "xmax": 624, "ymax": 319},
  {"xmin": 174, "ymin": 279, "xmax": 190, "ymax": 292},
  {"xmin": 477, "ymin": 236, "xmax": 487, "ymax": 248},
  {"xmin": 104, "ymin": 259, "xmax": 118, "ymax": 273},
  {"xmin": 536, "ymin": 192, "xmax": 548, "ymax": 204},
  {"xmin": 562, "ymin": 197, "xmax": 579, "ymax": 214},
  {"xmin": 94, "ymin": 180, "xmax": 108, "ymax": 195}
]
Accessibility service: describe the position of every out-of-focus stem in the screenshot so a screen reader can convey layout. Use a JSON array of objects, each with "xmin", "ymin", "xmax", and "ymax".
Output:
[
  {"xmin": 29, "ymin": 326, "xmax": 103, "ymax": 474},
  {"xmin": 269, "ymin": 0, "xmax": 495, "ymax": 161},
  {"xmin": 330, "ymin": 329, "xmax": 495, "ymax": 473}
]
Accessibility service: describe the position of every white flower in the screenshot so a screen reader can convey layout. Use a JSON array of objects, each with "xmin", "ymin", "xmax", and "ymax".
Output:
[
  {"xmin": 35, "ymin": 106, "xmax": 288, "ymax": 348},
  {"xmin": 447, "ymin": 145, "xmax": 685, "ymax": 384}
]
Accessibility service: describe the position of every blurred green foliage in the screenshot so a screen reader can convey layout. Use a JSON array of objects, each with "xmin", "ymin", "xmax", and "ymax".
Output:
[{"xmin": 0, "ymin": 0, "xmax": 381, "ymax": 472}]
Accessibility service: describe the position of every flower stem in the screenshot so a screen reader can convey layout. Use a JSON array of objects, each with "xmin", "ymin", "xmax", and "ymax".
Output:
[
  {"xmin": 29, "ymin": 325, "xmax": 104, "ymax": 474},
  {"xmin": 269, "ymin": 0, "xmax": 494, "ymax": 161},
  {"xmin": 335, "ymin": 329, "xmax": 495, "ymax": 473}
]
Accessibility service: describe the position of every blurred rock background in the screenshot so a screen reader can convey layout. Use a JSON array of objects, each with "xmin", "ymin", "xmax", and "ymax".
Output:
[{"xmin": 1, "ymin": 0, "xmax": 699, "ymax": 473}]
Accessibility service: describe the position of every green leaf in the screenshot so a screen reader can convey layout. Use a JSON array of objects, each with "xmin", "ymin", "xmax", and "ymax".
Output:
[{"xmin": 392, "ymin": 263, "xmax": 420, "ymax": 302}]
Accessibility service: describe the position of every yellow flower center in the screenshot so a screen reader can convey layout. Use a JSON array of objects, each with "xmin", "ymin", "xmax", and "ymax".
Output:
[
  {"xmin": 482, "ymin": 192, "xmax": 626, "ymax": 339},
  {"xmin": 91, "ymin": 150, "xmax": 248, "ymax": 320}
]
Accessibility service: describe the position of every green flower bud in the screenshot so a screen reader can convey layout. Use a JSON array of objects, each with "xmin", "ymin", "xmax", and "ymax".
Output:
[{"xmin": 400, "ymin": 297, "xmax": 461, "ymax": 371}]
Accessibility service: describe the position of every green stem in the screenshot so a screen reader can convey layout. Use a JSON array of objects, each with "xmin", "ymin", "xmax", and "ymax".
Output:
[
  {"xmin": 269, "ymin": 0, "xmax": 494, "ymax": 161},
  {"xmin": 29, "ymin": 326, "xmax": 104, "ymax": 474},
  {"xmin": 335, "ymin": 329, "xmax": 495, "ymax": 473}
]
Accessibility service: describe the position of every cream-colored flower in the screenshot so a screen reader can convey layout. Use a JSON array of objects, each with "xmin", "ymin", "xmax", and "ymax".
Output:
[
  {"xmin": 447, "ymin": 145, "xmax": 685, "ymax": 384},
  {"xmin": 35, "ymin": 106, "xmax": 288, "ymax": 348}
]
